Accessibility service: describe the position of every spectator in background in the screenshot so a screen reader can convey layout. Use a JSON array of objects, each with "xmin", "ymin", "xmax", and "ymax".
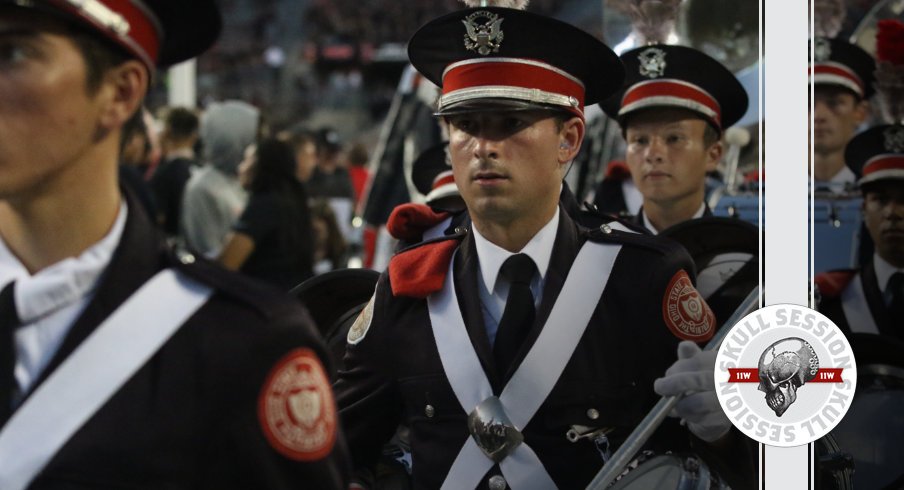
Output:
[
  {"xmin": 310, "ymin": 199, "xmax": 349, "ymax": 275},
  {"xmin": 286, "ymin": 129, "xmax": 320, "ymax": 183},
  {"xmin": 308, "ymin": 127, "xmax": 356, "ymax": 245},
  {"xmin": 151, "ymin": 107, "xmax": 200, "ymax": 238},
  {"xmin": 346, "ymin": 142, "xmax": 370, "ymax": 206},
  {"xmin": 181, "ymin": 100, "xmax": 258, "ymax": 257},
  {"xmin": 308, "ymin": 128, "xmax": 355, "ymax": 200},
  {"xmin": 119, "ymin": 108, "xmax": 157, "ymax": 221},
  {"xmin": 219, "ymin": 138, "xmax": 316, "ymax": 290}
]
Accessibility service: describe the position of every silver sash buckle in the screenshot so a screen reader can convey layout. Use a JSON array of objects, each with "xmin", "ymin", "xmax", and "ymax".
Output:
[{"xmin": 467, "ymin": 396, "xmax": 524, "ymax": 463}]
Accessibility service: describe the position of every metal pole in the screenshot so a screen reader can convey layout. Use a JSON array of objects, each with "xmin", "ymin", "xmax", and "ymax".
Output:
[
  {"xmin": 167, "ymin": 59, "xmax": 197, "ymax": 108},
  {"xmin": 585, "ymin": 286, "xmax": 763, "ymax": 490}
]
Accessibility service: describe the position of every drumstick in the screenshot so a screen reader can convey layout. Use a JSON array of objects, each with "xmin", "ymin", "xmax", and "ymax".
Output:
[{"xmin": 585, "ymin": 286, "xmax": 763, "ymax": 490}]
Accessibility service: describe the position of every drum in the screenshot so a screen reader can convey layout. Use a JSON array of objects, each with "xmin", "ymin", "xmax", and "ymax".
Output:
[
  {"xmin": 814, "ymin": 433, "xmax": 854, "ymax": 490},
  {"xmin": 828, "ymin": 334, "xmax": 904, "ymax": 489},
  {"xmin": 660, "ymin": 217, "xmax": 758, "ymax": 329},
  {"xmin": 291, "ymin": 268, "xmax": 380, "ymax": 367},
  {"xmin": 609, "ymin": 453, "xmax": 728, "ymax": 490},
  {"xmin": 813, "ymin": 193, "xmax": 864, "ymax": 274}
]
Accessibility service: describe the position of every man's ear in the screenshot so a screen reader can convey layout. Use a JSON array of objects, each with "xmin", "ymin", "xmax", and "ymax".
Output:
[
  {"xmin": 97, "ymin": 60, "xmax": 149, "ymax": 132},
  {"xmin": 705, "ymin": 141, "xmax": 723, "ymax": 172},
  {"xmin": 557, "ymin": 116, "xmax": 584, "ymax": 164}
]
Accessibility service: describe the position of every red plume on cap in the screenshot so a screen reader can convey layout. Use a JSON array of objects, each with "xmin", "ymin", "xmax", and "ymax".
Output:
[
  {"xmin": 874, "ymin": 19, "xmax": 904, "ymax": 123},
  {"xmin": 876, "ymin": 19, "xmax": 904, "ymax": 65}
]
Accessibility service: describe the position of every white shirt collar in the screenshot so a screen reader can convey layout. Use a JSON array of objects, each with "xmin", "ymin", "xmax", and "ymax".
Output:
[
  {"xmin": 473, "ymin": 208, "xmax": 559, "ymax": 295},
  {"xmin": 874, "ymin": 252, "xmax": 904, "ymax": 295},
  {"xmin": 0, "ymin": 202, "xmax": 127, "ymax": 323},
  {"xmin": 642, "ymin": 202, "xmax": 706, "ymax": 235}
]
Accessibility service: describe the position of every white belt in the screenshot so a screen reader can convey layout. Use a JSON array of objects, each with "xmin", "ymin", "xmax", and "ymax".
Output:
[
  {"xmin": 429, "ymin": 230, "xmax": 626, "ymax": 489},
  {"xmin": 0, "ymin": 269, "xmax": 213, "ymax": 489}
]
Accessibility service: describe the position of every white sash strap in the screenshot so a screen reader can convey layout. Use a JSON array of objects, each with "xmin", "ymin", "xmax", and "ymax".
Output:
[
  {"xmin": 840, "ymin": 273, "xmax": 880, "ymax": 334},
  {"xmin": 0, "ymin": 269, "xmax": 213, "ymax": 490},
  {"xmin": 430, "ymin": 233, "xmax": 624, "ymax": 489}
]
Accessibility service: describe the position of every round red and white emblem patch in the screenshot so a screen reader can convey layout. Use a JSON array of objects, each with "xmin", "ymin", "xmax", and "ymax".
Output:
[
  {"xmin": 258, "ymin": 348, "xmax": 336, "ymax": 461},
  {"xmin": 662, "ymin": 270, "xmax": 715, "ymax": 341}
]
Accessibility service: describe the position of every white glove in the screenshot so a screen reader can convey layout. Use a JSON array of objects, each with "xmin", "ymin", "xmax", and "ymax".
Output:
[{"xmin": 653, "ymin": 340, "xmax": 731, "ymax": 443}]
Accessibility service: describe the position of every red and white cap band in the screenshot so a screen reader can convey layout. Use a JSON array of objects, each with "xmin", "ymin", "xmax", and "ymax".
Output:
[
  {"xmin": 860, "ymin": 154, "xmax": 904, "ymax": 185},
  {"xmin": 49, "ymin": 0, "xmax": 163, "ymax": 69},
  {"xmin": 425, "ymin": 170, "xmax": 458, "ymax": 203},
  {"xmin": 811, "ymin": 62, "xmax": 864, "ymax": 97},
  {"xmin": 620, "ymin": 79, "xmax": 722, "ymax": 128},
  {"xmin": 440, "ymin": 57, "xmax": 585, "ymax": 117}
]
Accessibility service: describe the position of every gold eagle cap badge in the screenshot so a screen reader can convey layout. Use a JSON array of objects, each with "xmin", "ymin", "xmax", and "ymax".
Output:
[{"xmin": 463, "ymin": 11, "xmax": 505, "ymax": 55}]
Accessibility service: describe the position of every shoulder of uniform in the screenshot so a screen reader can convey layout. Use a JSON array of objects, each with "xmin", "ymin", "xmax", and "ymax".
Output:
[
  {"xmin": 815, "ymin": 269, "xmax": 858, "ymax": 299},
  {"xmin": 167, "ymin": 247, "xmax": 299, "ymax": 321},
  {"xmin": 387, "ymin": 231, "xmax": 465, "ymax": 299},
  {"xmin": 583, "ymin": 221, "xmax": 682, "ymax": 257},
  {"xmin": 386, "ymin": 203, "xmax": 451, "ymax": 242}
]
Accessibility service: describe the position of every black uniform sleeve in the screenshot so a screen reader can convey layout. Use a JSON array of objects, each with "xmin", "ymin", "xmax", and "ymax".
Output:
[
  {"xmin": 333, "ymin": 273, "xmax": 405, "ymax": 472},
  {"xmin": 194, "ymin": 289, "xmax": 351, "ymax": 489}
]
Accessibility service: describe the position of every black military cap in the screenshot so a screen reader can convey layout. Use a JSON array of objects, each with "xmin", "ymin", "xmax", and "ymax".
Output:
[
  {"xmin": 408, "ymin": 7, "xmax": 624, "ymax": 119},
  {"xmin": 1, "ymin": 0, "xmax": 222, "ymax": 71},
  {"xmin": 811, "ymin": 37, "xmax": 876, "ymax": 99},
  {"xmin": 601, "ymin": 45, "xmax": 749, "ymax": 132},
  {"xmin": 845, "ymin": 124, "xmax": 904, "ymax": 187},
  {"xmin": 411, "ymin": 142, "xmax": 459, "ymax": 205}
]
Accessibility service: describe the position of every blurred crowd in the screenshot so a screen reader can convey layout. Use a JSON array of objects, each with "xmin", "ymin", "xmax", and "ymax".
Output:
[{"xmin": 120, "ymin": 102, "xmax": 369, "ymax": 291}]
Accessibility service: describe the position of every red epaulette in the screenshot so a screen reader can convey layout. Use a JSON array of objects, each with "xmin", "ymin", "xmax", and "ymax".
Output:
[
  {"xmin": 604, "ymin": 161, "xmax": 631, "ymax": 181},
  {"xmin": 388, "ymin": 236, "xmax": 462, "ymax": 298},
  {"xmin": 815, "ymin": 270, "xmax": 857, "ymax": 299},
  {"xmin": 386, "ymin": 203, "xmax": 450, "ymax": 242}
]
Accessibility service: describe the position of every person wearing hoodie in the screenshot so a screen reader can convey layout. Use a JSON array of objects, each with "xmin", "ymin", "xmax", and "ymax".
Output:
[{"xmin": 181, "ymin": 100, "xmax": 260, "ymax": 257}]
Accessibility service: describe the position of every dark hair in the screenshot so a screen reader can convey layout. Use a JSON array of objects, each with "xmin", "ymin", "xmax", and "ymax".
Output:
[
  {"xmin": 119, "ymin": 108, "xmax": 148, "ymax": 156},
  {"xmin": 68, "ymin": 26, "xmax": 131, "ymax": 95},
  {"xmin": 702, "ymin": 123, "xmax": 720, "ymax": 148},
  {"xmin": 165, "ymin": 107, "xmax": 200, "ymax": 141},
  {"xmin": 288, "ymin": 129, "xmax": 319, "ymax": 153},
  {"xmin": 310, "ymin": 199, "xmax": 348, "ymax": 268},
  {"xmin": 249, "ymin": 138, "xmax": 314, "ymax": 271}
]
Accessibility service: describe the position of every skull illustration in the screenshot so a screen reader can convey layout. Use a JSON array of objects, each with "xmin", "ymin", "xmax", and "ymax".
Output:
[{"xmin": 757, "ymin": 338, "xmax": 819, "ymax": 417}]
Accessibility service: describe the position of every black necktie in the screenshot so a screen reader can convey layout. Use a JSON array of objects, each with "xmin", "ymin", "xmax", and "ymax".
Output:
[
  {"xmin": 887, "ymin": 272, "xmax": 904, "ymax": 326},
  {"xmin": 0, "ymin": 281, "xmax": 19, "ymax": 426},
  {"xmin": 493, "ymin": 254, "xmax": 537, "ymax": 375}
]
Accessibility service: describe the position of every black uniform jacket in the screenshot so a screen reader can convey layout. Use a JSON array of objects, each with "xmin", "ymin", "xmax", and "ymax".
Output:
[
  {"xmin": 12, "ymin": 191, "xmax": 349, "ymax": 489},
  {"xmin": 819, "ymin": 262, "xmax": 901, "ymax": 341},
  {"xmin": 335, "ymin": 209, "xmax": 713, "ymax": 489},
  {"xmin": 632, "ymin": 203, "xmax": 714, "ymax": 232}
]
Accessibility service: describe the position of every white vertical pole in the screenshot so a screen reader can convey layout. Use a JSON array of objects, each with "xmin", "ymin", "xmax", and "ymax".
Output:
[
  {"xmin": 764, "ymin": 0, "xmax": 811, "ymax": 487},
  {"xmin": 167, "ymin": 59, "xmax": 197, "ymax": 108}
]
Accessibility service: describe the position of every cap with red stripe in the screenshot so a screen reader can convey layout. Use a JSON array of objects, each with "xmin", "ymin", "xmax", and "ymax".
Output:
[
  {"xmin": 846, "ymin": 124, "xmax": 904, "ymax": 186},
  {"xmin": 408, "ymin": 7, "xmax": 624, "ymax": 119},
  {"xmin": 601, "ymin": 45, "xmax": 748, "ymax": 133},
  {"xmin": 810, "ymin": 37, "xmax": 876, "ymax": 99},
  {"xmin": 4, "ymin": 0, "xmax": 222, "ymax": 71},
  {"xmin": 411, "ymin": 143, "xmax": 461, "ymax": 206}
]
